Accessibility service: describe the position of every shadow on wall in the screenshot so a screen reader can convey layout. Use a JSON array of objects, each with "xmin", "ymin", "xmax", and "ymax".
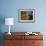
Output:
[
  {"xmin": 0, "ymin": 16, "xmax": 5, "ymax": 32},
  {"xmin": 0, "ymin": 16, "xmax": 5, "ymax": 46},
  {"xmin": 0, "ymin": 33, "xmax": 4, "ymax": 46}
]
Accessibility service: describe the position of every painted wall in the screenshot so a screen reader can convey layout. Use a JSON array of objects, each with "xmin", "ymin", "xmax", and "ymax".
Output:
[{"xmin": 0, "ymin": 0, "xmax": 46, "ymax": 46}]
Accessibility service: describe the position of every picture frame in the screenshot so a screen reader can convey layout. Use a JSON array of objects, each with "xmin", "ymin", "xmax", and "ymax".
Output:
[{"xmin": 18, "ymin": 9, "xmax": 35, "ymax": 23}]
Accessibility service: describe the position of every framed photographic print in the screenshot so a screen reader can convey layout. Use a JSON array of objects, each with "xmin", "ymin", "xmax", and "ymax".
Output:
[{"xmin": 18, "ymin": 9, "xmax": 35, "ymax": 23}]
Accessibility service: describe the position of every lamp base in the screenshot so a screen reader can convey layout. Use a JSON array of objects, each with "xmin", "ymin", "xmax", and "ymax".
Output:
[{"xmin": 8, "ymin": 32, "xmax": 11, "ymax": 35}]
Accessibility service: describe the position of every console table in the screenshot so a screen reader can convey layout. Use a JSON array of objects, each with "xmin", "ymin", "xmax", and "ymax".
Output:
[{"xmin": 4, "ymin": 32, "xmax": 43, "ymax": 46}]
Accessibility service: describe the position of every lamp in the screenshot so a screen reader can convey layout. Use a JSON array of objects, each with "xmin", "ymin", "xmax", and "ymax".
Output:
[{"xmin": 5, "ymin": 18, "xmax": 14, "ymax": 35}]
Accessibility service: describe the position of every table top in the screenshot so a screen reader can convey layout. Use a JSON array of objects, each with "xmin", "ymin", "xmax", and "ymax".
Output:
[{"xmin": 4, "ymin": 32, "xmax": 43, "ymax": 40}]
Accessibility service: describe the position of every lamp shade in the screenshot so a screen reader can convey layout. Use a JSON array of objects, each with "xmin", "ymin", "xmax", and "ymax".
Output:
[{"xmin": 5, "ymin": 18, "xmax": 14, "ymax": 25}]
